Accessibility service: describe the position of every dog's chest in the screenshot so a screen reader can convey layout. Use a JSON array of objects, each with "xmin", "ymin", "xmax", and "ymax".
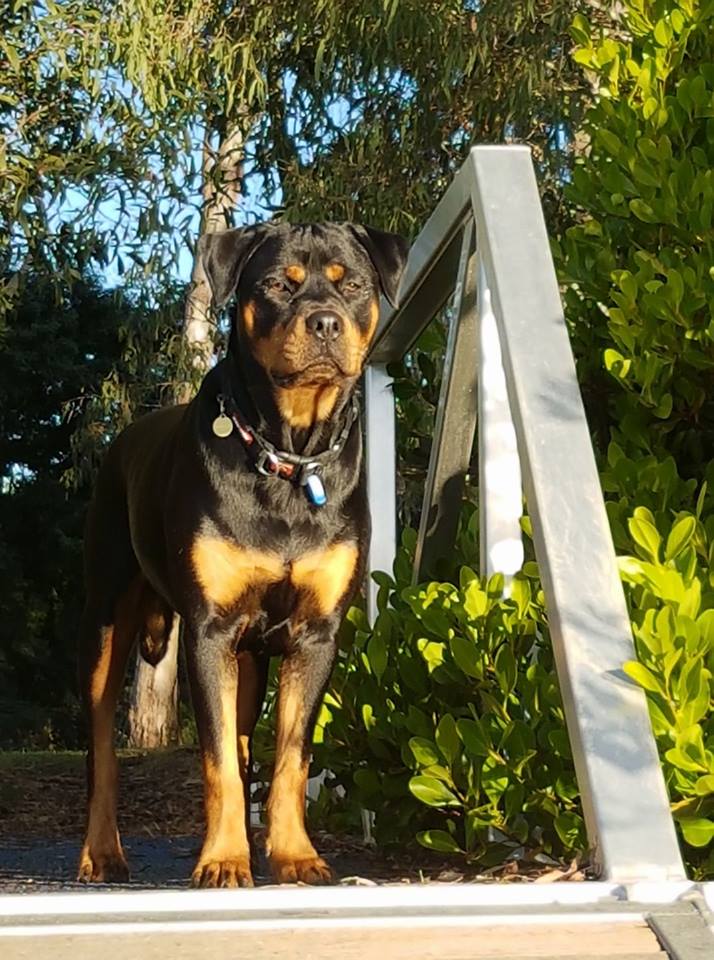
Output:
[{"xmin": 190, "ymin": 535, "xmax": 358, "ymax": 624}]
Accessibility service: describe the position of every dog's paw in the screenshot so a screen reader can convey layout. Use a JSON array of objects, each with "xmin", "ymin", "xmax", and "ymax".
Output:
[
  {"xmin": 191, "ymin": 857, "xmax": 254, "ymax": 888},
  {"xmin": 270, "ymin": 854, "xmax": 333, "ymax": 885},
  {"xmin": 77, "ymin": 845, "xmax": 129, "ymax": 884}
]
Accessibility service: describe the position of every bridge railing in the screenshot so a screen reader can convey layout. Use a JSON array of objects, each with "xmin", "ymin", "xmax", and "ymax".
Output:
[{"xmin": 363, "ymin": 145, "xmax": 685, "ymax": 884}]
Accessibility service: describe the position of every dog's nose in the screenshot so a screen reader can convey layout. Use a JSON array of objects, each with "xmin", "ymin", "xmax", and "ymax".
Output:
[{"xmin": 306, "ymin": 311, "xmax": 342, "ymax": 341}]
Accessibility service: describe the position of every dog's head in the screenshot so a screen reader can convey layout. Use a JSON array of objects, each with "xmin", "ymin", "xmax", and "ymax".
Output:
[{"xmin": 200, "ymin": 222, "xmax": 408, "ymax": 398}]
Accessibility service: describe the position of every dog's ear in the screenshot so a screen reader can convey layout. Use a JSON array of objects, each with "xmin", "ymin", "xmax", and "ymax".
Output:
[
  {"xmin": 349, "ymin": 224, "xmax": 410, "ymax": 308},
  {"xmin": 198, "ymin": 226, "xmax": 266, "ymax": 308}
]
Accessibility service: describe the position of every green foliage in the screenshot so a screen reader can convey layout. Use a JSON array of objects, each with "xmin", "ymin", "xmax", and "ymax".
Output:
[
  {"xmin": 0, "ymin": 0, "xmax": 586, "ymax": 324},
  {"xmin": 1, "ymin": 1, "xmax": 193, "ymax": 319},
  {"xmin": 559, "ymin": 0, "xmax": 714, "ymax": 472},
  {"xmin": 311, "ymin": 529, "xmax": 585, "ymax": 866},
  {"xmin": 554, "ymin": 0, "xmax": 714, "ymax": 877},
  {"xmin": 618, "ymin": 501, "xmax": 714, "ymax": 874},
  {"xmin": 313, "ymin": 508, "xmax": 713, "ymax": 876},
  {"xmin": 0, "ymin": 273, "xmax": 178, "ymax": 746}
]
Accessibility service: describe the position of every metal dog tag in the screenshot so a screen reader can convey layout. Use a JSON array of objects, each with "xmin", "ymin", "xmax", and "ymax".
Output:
[{"xmin": 212, "ymin": 413, "xmax": 234, "ymax": 438}]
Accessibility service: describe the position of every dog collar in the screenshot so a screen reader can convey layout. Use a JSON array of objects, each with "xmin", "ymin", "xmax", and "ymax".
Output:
[{"xmin": 212, "ymin": 393, "xmax": 359, "ymax": 507}]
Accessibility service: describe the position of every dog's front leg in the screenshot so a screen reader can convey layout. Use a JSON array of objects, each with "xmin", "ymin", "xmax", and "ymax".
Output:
[
  {"xmin": 185, "ymin": 620, "xmax": 254, "ymax": 888},
  {"xmin": 266, "ymin": 628, "xmax": 337, "ymax": 884}
]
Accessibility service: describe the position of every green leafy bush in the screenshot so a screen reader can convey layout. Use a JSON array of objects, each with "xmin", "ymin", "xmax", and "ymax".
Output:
[
  {"xmin": 556, "ymin": 0, "xmax": 714, "ymax": 876},
  {"xmin": 618, "ymin": 501, "xmax": 714, "ymax": 869},
  {"xmin": 312, "ymin": 508, "xmax": 713, "ymax": 876},
  {"xmin": 311, "ymin": 527, "xmax": 585, "ymax": 866},
  {"xmin": 560, "ymin": 1, "xmax": 714, "ymax": 473}
]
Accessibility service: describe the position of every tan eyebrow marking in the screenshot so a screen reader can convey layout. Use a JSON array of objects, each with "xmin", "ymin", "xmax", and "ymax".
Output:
[
  {"xmin": 324, "ymin": 263, "xmax": 345, "ymax": 282},
  {"xmin": 285, "ymin": 264, "xmax": 306, "ymax": 284}
]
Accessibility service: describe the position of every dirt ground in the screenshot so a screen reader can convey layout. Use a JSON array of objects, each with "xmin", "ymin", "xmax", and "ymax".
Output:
[{"xmin": 0, "ymin": 749, "xmax": 583, "ymax": 892}]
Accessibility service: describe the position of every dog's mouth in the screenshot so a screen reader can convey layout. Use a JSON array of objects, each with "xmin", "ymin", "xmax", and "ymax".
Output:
[{"xmin": 271, "ymin": 357, "xmax": 349, "ymax": 387}]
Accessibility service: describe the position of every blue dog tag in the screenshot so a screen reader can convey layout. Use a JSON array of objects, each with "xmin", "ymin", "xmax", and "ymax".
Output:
[{"xmin": 304, "ymin": 472, "xmax": 327, "ymax": 507}]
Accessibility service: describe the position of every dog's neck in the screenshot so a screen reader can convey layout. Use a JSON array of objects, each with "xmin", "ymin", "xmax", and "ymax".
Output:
[{"xmin": 222, "ymin": 348, "xmax": 358, "ymax": 456}]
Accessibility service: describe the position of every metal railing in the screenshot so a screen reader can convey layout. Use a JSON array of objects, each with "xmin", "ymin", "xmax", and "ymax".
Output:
[{"xmin": 363, "ymin": 145, "xmax": 686, "ymax": 884}]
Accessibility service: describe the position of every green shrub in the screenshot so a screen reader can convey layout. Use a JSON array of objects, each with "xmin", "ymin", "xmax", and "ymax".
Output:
[
  {"xmin": 312, "ymin": 508, "xmax": 713, "ymax": 877},
  {"xmin": 555, "ymin": 0, "xmax": 714, "ymax": 876},
  {"xmin": 560, "ymin": 1, "xmax": 714, "ymax": 472},
  {"xmin": 312, "ymin": 526, "xmax": 585, "ymax": 866},
  {"xmin": 618, "ymin": 501, "xmax": 714, "ymax": 870}
]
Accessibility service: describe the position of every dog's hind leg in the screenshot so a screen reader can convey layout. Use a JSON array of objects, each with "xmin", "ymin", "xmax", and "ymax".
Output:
[{"xmin": 77, "ymin": 576, "xmax": 142, "ymax": 883}]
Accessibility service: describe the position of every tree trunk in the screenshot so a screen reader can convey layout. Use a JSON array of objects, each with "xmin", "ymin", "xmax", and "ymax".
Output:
[
  {"xmin": 127, "ymin": 618, "xmax": 180, "ymax": 748},
  {"xmin": 178, "ymin": 125, "xmax": 245, "ymax": 400},
  {"xmin": 126, "ymin": 123, "xmax": 244, "ymax": 749}
]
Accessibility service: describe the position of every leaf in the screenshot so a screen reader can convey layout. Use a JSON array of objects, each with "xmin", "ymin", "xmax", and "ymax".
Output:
[
  {"xmin": 409, "ymin": 736, "xmax": 440, "ymax": 768},
  {"xmin": 604, "ymin": 348, "xmax": 631, "ymax": 378},
  {"xmin": 406, "ymin": 706, "xmax": 433, "ymax": 739},
  {"xmin": 463, "ymin": 580, "xmax": 487, "ymax": 619},
  {"xmin": 457, "ymin": 718, "xmax": 491, "ymax": 757},
  {"xmin": 679, "ymin": 579, "xmax": 701, "ymax": 620},
  {"xmin": 676, "ymin": 725, "xmax": 707, "ymax": 765},
  {"xmin": 597, "ymin": 128, "xmax": 622, "ymax": 156},
  {"xmin": 494, "ymin": 644, "xmax": 517, "ymax": 696},
  {"xmin": 481, "ymin": 756, "xmax": 509, "ymax": 802},
  {"xmin": 417, "ymin": 830, "xmax": 462, "ymax": 853},
  {"xmin": 361, "ymin": 703, "xmax": 376, "ymax": 731},
  {"xmin": 409, "ymin": 775, "xmax": 460, "ymax": 807},
  {"xmin": 695, "ymin": 482, "xmax": 708, "ymax": 520},
  {"xmin": 665, "ymin": 748, "xmax": 707, "ymax": 774},
  {"xmin": 628, "ymin": 516, "xmax": 662, "ymax": 561},
  {"xmin": 653, "ymin": 19, "xmax": 673, "ymax": 47},
  {"xmin": 696, "ymin": 610, "xmax": 714, "ymax": 651},
  {"xmin": 623, "ymin": 660, "xmax": 666, "ymax": 697},
  {"xmin": 628, "ymin": 516, "xmax": 662, "ymax": 562},
  {"xmin": 665, "ymin": 517, "xmax": 696, "ymax": 561},
  {"xmin": 346, "ymin": 606, "xmax": 370, "ymax": 631},
  {"xmin": 450, "ymin": 634, "xmax": 482, "ymax": 678},
  {"xmin": 554, "ymin": 811, "xmax": 585, "ymax": 849},
  {"xmin": 679, "ymin": 818, "xmax": 714, "ymax": 847},
  {"xmin": 509, "ymin": 575, "xmax": 531, "ymax": 616},
  {"xmin": 629, "ymin": 199, "xmax": 659, "ymax": 222},
  {"xmin": 487, "ymin": 572, "xmax": 505, "ymax": 597},
  {"xmin": 693, "ymin": 775, "xmax": 714, "ymax": 796},
  {"xmin": 367, "ymin": 628, "xmax": 388, "ymax": 682},
  {"xmin": 435, "ymin": 714, "xmax": 460, "ymax": 765}
]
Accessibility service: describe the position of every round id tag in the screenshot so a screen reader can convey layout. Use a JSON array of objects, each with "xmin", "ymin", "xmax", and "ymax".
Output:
[{"xmin": 212, "ymin": 413, "xmax": 234, "ymax": 438}]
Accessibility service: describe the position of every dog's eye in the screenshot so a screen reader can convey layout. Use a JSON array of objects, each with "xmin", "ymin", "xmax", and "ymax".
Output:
[
  {"xmin": 343, "ymin": 280, "xmax": 362, "ymax": 293},
  {"xmin": 264, "ymin": 277, "xmax": 290, "ymax": 294}
]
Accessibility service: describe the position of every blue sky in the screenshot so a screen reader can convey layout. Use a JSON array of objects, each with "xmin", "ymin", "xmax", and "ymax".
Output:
[{"xmin": 61, "ymin": 70, "xmax": 358, "ymax": 291}]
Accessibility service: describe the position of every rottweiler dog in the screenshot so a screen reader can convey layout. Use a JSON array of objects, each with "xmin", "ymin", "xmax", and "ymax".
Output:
[{"xmin": 77, "ymin": 221, "xmax": 408, "ymax": 887}]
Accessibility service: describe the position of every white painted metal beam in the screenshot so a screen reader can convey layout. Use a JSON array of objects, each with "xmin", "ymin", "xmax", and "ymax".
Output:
[{"xmin": 468, "ymin": 144, "xmax": 685, "ymax": 883}]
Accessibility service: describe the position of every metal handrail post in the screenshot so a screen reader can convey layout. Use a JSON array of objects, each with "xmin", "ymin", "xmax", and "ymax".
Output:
[
  {"xmin": 468, "ymin": 145, "xmax": 684, "ymax": 881},
  {"xmin": 364, "ymin": 364, "xmax": 397, "ymax": 625},
  {"xmin": 413, "ymin": 221, "xmax": 479, "ymax": 581}
]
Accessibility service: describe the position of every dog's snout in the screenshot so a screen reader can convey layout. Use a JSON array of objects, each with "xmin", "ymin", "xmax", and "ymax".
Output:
[{"xmin": 306, "ymin": 311, "xmax": 342, "ymax": 342}]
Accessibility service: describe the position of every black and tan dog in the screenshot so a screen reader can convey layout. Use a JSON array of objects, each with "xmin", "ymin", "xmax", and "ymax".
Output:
[{"xmin": 77, "ymin": 221, "xmax": 408, "ymax": 887}]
